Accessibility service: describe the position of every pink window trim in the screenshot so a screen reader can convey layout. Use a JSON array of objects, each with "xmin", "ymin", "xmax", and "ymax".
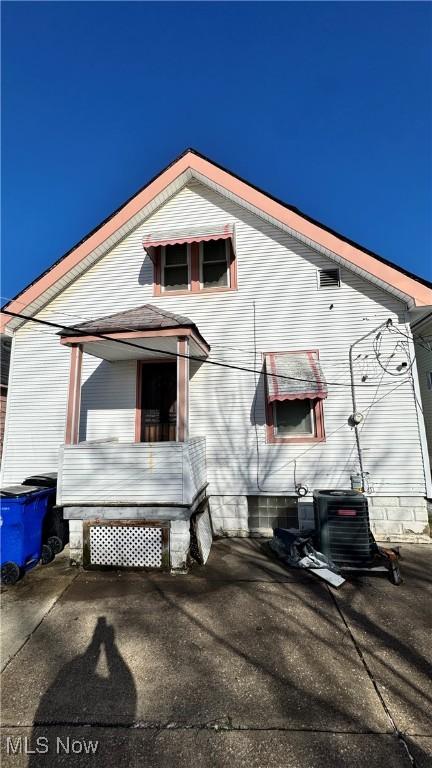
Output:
[
  {"xmin": 264, "ymin": 350, "xmax": 326, "ymax": 444},
  {"xmin": 153, "ymin": 239, "xmax": 237, "ymax": 296}
]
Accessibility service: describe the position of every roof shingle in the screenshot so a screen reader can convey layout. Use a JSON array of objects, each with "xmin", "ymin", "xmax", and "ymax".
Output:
[{"xmin": 58, "ymin": 304, "xmax": 198, "ymax": 335}]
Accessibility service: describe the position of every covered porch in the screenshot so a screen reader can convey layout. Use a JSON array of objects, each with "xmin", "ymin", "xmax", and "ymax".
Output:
[
  {"xmin": 60, "ymin": 304, "xmax": 210, "ymax": 445},
  {"xmin": 56, "ymin": 305, "xmax": 211, "ymax": 569}
]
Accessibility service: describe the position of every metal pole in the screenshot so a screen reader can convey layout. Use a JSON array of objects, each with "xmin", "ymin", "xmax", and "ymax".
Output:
[{"xmin": 349, "ymin": 320, "xmax": 390, "ymax": 490}]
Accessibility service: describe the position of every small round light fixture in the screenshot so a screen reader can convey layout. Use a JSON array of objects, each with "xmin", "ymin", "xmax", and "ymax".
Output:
[{"xmin": 349, "ymin": 412, "xmax": 364, "ymax": 427}]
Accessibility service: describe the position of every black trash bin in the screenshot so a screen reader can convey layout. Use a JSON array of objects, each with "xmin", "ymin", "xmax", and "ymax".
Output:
[
  {"xmin": 22, "ymin": 473, "xmax": 58, "ymax": 489},
  {"xmin": 22, "ymin": 473, "xmax": 69, "ymax": 554}
]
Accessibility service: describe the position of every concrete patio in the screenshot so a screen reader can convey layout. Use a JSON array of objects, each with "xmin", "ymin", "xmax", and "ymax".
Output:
[{"xmin": 1, "ymin": 539, "xmax": 431, "ymax": 767}]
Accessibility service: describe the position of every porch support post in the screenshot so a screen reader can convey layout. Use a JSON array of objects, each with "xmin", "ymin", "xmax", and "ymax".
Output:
[
  {"xmin": 177, "ymin": 336, "xmax": 189, "ymax": 442},
  {"xmin": 65, "ymin": 343, "xmax": 83, "ymax": 445}
]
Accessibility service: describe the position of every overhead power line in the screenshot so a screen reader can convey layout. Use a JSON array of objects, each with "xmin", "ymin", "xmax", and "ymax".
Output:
[
  {"xmin": 2, "ymin": 308, "xmax": 414, "ymax": 389},
  {"xmin": 389, "ymin": 324, "xmax": 432, "ymax": 355}
]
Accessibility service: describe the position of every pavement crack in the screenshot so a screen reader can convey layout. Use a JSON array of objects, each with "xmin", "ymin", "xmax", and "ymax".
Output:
[
  {"xmin": 2, "ymin": 722, "xmax": 394, "ymax": 735},
  {"xmin": 1, "ymin": 569, "xmax": 80, "ymax": 674},
  {"xmin": 328, "ymin": 588, "xmax": 417, "ymax": 768}
]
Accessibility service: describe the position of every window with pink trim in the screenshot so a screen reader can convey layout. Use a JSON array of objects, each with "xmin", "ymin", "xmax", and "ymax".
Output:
[
  {"xmin": 153, "ymin": 238, "xmax": 237, "ymax": 296},
  {"xmin": 264, "ymin": 351, "xmax": 326, "ymax": 444}
]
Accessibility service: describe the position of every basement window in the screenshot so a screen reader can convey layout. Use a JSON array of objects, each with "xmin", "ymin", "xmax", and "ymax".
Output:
[{"xmin": 318, "ymin": 268, "xmax": 340, "ymax": 289}]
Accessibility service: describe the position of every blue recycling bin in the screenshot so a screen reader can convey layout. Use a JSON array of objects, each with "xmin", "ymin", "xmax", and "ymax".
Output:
[{"xmin": 0, "ymin": 485, "xmax": 54, "ymax": 585}]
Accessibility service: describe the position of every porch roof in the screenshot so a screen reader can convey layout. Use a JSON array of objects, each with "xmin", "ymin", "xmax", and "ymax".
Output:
[{"xmin": 59, "ymin": 304, "xmax": 210, "ymax": 361}]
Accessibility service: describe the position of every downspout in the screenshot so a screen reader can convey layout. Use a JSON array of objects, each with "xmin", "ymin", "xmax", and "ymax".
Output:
[{"xmin": 349, "ymin": 320, "xmax": 391, "ymax": 491}]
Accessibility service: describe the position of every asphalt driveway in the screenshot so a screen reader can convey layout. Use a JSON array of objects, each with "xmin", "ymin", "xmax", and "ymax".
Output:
[{"xmin": 1, "ymin": 539, "xmax": 431, "ymax": 767}]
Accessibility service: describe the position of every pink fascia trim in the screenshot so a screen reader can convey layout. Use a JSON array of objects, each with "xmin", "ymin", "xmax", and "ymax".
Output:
[
  {"xmin": 3, "ymin": 151, "xmax": 431, "ymax": 332},
  {"xmin": 60, "ymin": 327, "xmax": 210, "ymax": 357},
  {"xmin": 189, "ymin": 155, "xmax": 432, "ymax": 308}
]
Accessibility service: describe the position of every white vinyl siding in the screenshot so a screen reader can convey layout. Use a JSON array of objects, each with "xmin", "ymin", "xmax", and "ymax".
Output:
[
  {"xmin": 57, "ymin": 438, "xmax": 206, "ymax": 506},
  {"xmin": 414, "ymin": 324, "xmax": 432, "ymax": 469},
  {"xmin": 1, "ymin": 179, "xmax": 426, "ymax": 499}
]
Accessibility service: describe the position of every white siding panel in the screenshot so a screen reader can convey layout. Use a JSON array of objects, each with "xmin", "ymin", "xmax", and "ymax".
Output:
[
  {"xmin": 1, "ymin": 180, "xmax": 426, "ymax": 498},
  {"xmin": 79, "ymin": 358, "xmax": 136, "ymax": 442},
  {"xmin": 415, "ymin": 324, "xmax": 432, "ymax": 468},
  {"xmin": 57, "ymin": 438, "xmax": 206, "ymax": 505},
  {"xmin": 184, "ymin": 437, "xmax": 207, "ymax": 500}
]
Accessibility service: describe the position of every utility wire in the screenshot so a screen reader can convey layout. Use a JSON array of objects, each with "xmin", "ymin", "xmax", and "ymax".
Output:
[
  {"xmin": 0, "ymin": 294, "xmax": 399, "ymax": 382},
  {"xmin": 255, "ymin": 377, "xmax": 411, "ymax": 478},
  {"xmin": 2, "ymin": 291, "xmax": 422, "ymax": 379},
  {"xmin": 2, "ymin": 308, "xmax": 413, "ymax": 390},
  {"xmin": 372, "ymin": 328, "xmax": 415, "ymax": 378},
  {"xmin": 390, "ymin": 324, "xmax": 432, "ymax": 356}
]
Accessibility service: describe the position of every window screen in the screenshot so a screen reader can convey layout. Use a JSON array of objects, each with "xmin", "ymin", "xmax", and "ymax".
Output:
[
  {"xmin": 201, "ymin": 240, "xmax": 228, "ymax": 288},
  {"xmin": 273, "ymin": 399, "xmax": 314, "ymax": 436},
  {"xmin": 163, "ymin": 244, "xmax": 189, "ymax": 291}
]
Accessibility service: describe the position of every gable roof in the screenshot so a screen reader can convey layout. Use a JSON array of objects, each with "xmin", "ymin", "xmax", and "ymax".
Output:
[{"xmin": 2, "ymin": 148, "xmax": 431, "ymax": 332}]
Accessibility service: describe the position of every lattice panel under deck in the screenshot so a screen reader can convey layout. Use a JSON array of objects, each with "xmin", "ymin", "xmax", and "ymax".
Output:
[{"xmin": 89, "ymin": 525, "xmax": 163, "ymax": 567}]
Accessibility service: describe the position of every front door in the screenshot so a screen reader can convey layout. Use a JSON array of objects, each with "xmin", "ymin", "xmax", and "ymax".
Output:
[{"xmin": 140, "ymin": 362, "xmax": 177, "ymax": 441}]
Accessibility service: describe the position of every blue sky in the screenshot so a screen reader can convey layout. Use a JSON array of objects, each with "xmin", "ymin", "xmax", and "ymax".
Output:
[{"xmin": 1, "ymin": 1, "xmax": 431, "ymax": 300}]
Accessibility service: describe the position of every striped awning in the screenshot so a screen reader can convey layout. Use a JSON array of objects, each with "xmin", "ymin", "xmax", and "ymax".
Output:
[
  {"xmin": 265, "ymin": 351, "xmax": 328, "ymax": 402},
  {"xmin": 143, "ymin": 223, "xmax": 234, "ymax": 251}
]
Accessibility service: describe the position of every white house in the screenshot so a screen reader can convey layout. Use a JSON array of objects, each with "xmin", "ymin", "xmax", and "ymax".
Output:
[
  {"xmin": 1, "ymin": 149, "xmax": 431, "ymax": 569},
  {"xmin": 412, "ymin": 311, "xmax": 432, "ymax": 474}
]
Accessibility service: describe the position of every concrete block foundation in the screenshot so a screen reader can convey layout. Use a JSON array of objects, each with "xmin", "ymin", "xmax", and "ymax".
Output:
[
  {"xmin": 209, "ymin": 494, "xmax": 431, "ymax": 543},
  {"xmin": 368, "ymin": 496, "xmax": 430, "ymax": 543},
  {"xmin": 65, "ymin": 494, "xmax": 431, "ymax": 569}
]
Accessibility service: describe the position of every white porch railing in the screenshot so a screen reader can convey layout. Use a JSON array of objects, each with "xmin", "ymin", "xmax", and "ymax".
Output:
[{"xmin": 57, "ymin": 437, "xmax": 206, "ymax": 507}]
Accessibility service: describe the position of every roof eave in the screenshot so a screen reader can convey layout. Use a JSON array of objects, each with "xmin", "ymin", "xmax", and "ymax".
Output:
[{"xmin": 2, "ymin": 148, "xmax": 431, "ymax": 332}]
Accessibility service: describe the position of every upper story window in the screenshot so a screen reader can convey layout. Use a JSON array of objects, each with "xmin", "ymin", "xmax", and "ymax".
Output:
[
  {"xmin": 146, "ymin": 225, "xmax": 237, "ymax": 297},
  {"xmin": 162, "ymin": 244, "xmax": 190, "ymax": 292},
  {"xmin": 200, "ymin": 240, "xmax": 230, "ymax": 289}
]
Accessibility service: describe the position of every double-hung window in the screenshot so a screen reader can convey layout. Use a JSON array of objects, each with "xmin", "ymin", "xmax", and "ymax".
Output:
[
  {"xmin": 264, "ymin": 351, "xmax": 327, "ymax": 443},
  {"xmin": 200, "ymin": 240, "xmax": 229, "ymax": 289},
  {"xmin": 146, "ymin": 225, "xmax": 237, "ymax": 296},
  {"xmin": 162, "ymin": 244, "xmax": 190, "ymax": 292},
  {"xmin": 273, "ymin": 398, "xmax": 315, "ymax": 438}
]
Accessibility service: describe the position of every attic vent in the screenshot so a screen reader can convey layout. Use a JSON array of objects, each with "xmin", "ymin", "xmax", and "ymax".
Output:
[{"xmin": 319, "ymin": 268, "xmax": 340, "ymax": 289}]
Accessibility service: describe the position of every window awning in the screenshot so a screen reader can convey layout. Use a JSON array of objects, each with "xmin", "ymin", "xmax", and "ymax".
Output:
[
  {"xmin": 265, "ymin": 352, "xmax": 328, "ymax": 402},
  {"xmin": 143, "ymin": 223, "xmax": 235, "ymax": 254}
]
